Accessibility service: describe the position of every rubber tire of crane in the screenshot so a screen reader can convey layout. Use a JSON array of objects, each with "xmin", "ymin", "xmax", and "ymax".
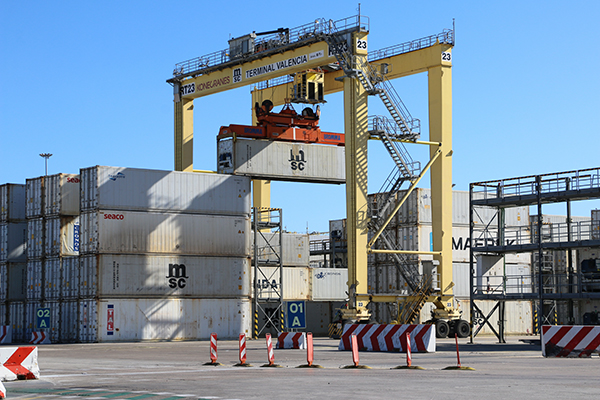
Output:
[
  {"xmin": 435, "ymin": 320, "xmax": 450, "ymax": 338},
  {"xmin": 455, "ymin": 319, "xmax": 471, "ymax": 338}
]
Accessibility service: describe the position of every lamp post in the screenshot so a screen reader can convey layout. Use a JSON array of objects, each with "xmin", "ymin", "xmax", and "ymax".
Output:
[{"xmin": 39, "ymin": 153, "xmax": 52, "ymax": 176}]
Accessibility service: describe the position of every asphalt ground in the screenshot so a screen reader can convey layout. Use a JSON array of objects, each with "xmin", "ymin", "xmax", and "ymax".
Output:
[{"xmin": 3, "ymin": 335, "xmax": 599, "ymax": 400}]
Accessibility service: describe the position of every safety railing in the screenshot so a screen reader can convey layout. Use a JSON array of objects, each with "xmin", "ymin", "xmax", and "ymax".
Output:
[
  {"xmin": 172, "ymin": 14, "xmax": 369, "ymax": 77},
  {"xmin": 367, "ymin": 29, "xmax": 454, "ymax": 62},
  {"xmin": 473, "ymin": 273, "xmax": 600, "ymax": 296}
]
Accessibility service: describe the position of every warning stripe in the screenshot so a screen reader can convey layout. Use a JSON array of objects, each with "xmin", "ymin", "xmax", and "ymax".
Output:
[
  {"xmin": 369, "ymin": 325, "xmax": 387, "ymax": 352},
  {"xmin": 414, "ymin": 325, "xmax": 431, "ymax": 352},
  {"xmin": 340, "ymin": 324, "xmax": 360, "ymax": 350},
  {"xmin": 557, "ymin": 326, "xmax": 592, "ymax": 357},
  {"xmin": 340, "ymin": 324, "xmax": 435, "ymax": 353},
  {"xmin": 383, "ymin": 325, "xmax": 402, "ymax": 351},
  {"xmin": 4, "ymin": 347, "xmax": 37, "ymax": 379},
  {"xmin": 542, "ymin": 325, "xmax": 600, "ymax": 357}
]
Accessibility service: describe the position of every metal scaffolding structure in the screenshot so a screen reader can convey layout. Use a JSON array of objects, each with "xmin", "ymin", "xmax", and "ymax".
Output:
[{"xmin": 469, "ymin": 167, "xmax": 600, "ymax": 343}]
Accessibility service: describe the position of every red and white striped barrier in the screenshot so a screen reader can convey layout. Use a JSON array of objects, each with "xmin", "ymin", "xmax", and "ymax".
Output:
[
  {"xmin": 0, "ymin": 326, "xmax": 11, "ymax": 344},
  {"xmin": 209, "ymin": 333, "xmax": 218, "ymax": 363},
  {"xmin": 0, "ymin": 346, "xmax": 40, "ymax": 381},
  {"xmin": 277, "ymin": 332, "xmax": 306, "ymax": 349},
  {"xmin": 265, "ymin": 333, "xmax": 275, "ymax": 366},
  {"xmin": 0, "ymin": 380, "xmax": 5, "ymax": 398},
  {"xmin": 338, "ymin": 324, "xmax": 436, "ymax": 353},
  {"xmin": 542, "ymin": 325, "xmax": 600, "ymax": 357},
  {"xmin": 30, "ymin": 332, "xmax": 51, "ymax": 344},
  {"xmin": 239, "ymin": 334, "xmax": 247, "ymax": 364}
]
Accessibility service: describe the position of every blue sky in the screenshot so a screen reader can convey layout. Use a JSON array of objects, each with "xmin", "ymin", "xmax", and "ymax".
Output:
[{"xmin": 1, "ymin": 1, "xmax": 598, "ymax": 232}]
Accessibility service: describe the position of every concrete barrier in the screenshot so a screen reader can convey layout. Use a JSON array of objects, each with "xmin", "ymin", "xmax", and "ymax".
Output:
[
  {"xmin": 30, "ymin": 332, "xmax": 51, "ymax": 344},
  {"xmin": 0, "ymin": 346, "xmax": 40, "ymax": 381},
  {"xmin": 277, "ymin": 332, "xmax": 306, "ymax": 349},
  {"xmin": 542, "ymin": 325, "xmax": 600, "ymax": 357},
  {"xmin": 338, "ymin": 324, "xmax": 436, "ymax": 353}
]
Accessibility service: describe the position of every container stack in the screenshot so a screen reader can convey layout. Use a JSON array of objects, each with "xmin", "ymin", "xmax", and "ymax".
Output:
[
  {"xmin": 79, "ymin": 166, "xmax": 252, "ymax": 341},
  {"xmin": 24, "ymin": 174, "xmax": 80, "ymax": 343},
  {"xmin": 0, "ymin": 184, "xmax": 27, "ymax": 338}
]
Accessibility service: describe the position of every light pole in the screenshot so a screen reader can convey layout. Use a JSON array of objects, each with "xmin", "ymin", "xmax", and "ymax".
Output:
[{"xmin": 39, "ymin": 153, "xmax": 52, "ymax": 176}]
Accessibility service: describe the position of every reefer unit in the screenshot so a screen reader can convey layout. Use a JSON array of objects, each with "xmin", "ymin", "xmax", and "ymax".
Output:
[
  {"xmin": 0, "ymin": 184, "xmax": 26, "ymax": 222},
  {"xmin": 217, "ymin": 138, "xmax": 345, "ymax": 183},
  {"xmin": 80, "ymin": 166, "xmax": 250, "ymax": 216},
  {"xmin": 310, "ymin": 268, "xmax": 348, "ymax": 301},
  {"xmin": 44, "ymin": 173, "xmax": 80, "ymax": 216},
  {"xmin": 79, "ymin": 254, "xmax": 251, "ymax": 298},
  {"xmin": 80, "ymin": 210, "xmax": 250, "ymax": 257}
]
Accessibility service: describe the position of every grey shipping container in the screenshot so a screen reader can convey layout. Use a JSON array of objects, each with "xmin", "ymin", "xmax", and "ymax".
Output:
[
  {"xmin": 27, "ymin": 259, "xmax": 42, "ymax": 300},
  {"xmin": 253, "ymin": 232, "xmax": 310, "ymax": 266},
  {"xmin": 0, "ymin": 184, "xmax": 26, "ymax": 222},
  {"xmin": 79, "ymin": 254, "xmax": 251, "ymax": 298},
  {"xmin": 8, "ymin": 301, "xmax": 25, "ymax": 342},
  {"xmin": 26, "ymin": 177, "xmax": 44, "ymax": 218},
  {"xmin": 44, "ymin": 173, "xmax": 80, "ymax": 216},
  {"xmin": 7, "ymin": 262, "xmax": 27, "ymax": 301},
  {"xmin": 80, "ymin": 166, "xmax": 250, "ymax": 216},
  {"xmin": 217, "ymin": 138, "xmax": 345, "ymax": 184},
  {"xmin": 80, "ymin": 210, "xmax": 250, "ymax": 257},
  {"xmin": 27, "ymin": 218, "xmax": 44, "ymax": 259},
  {"xmin": 0, "ymin": 222, "xmax": 27, "ymax": 262}
]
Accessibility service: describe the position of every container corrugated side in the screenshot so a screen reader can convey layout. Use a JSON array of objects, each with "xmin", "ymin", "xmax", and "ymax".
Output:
[
  {"xmin": 252, "ymin": 266, "xmax": 310, "ymax": 300},
  {"xmin": 80, "ymin": 254, "xmax": 251, "ymax": 298},
  {"xmin": 0, "ymin": 222, "xmax": 27, "ymax": 262},
  {"xmin": 457, "ymin": 299, "xmax": 533, "ymax": 335},
  {"xmin": 26, "ymin": 177, "xmax": 44, "ymax": 218},
  {"xmin": 254, "ymin": 232, "xmax": 310, "ymax": 267},
  {"xmin": 79, "ymin": 299, "xmax": 97, "ymax": 343},
  {"xmin": 92, "ymin": 298, "xmax": 251, "ymax": 341},
  {"xmin": 25, "ymin": 300, "xmax": 60, "ymax": 343},
  {"xmin": 8, "ymin": 301, "xmax": 25, "ymax": 342},
  {"xmin": 27, "ymin": 260, "xmax": 42, "ymax": 300},
  {"xmin": 7, "ymin": 262, "xmax": 27, "ymax": 301},
  {"xmin": 0, "ymin": 184, "xmax": 26, "ymax": 222},
  {"xmin": 80, "ymin": 166, "xmax": 251, "ymax": 216},
  {"xmin": 0, "ymin": 263, "xmax": 6, "ymax": 301},
  {"xmin": 45, "ymin": 216, "xmax": 80, "ymax": 257},
  {"xmin": 310, "ymin": 268, "xmax": 348, "ymax": 301},
  {"xmin": 60, "ymin": 299, "xmax": 79, "ymax": 343},
  {"xmin": 44, "ymin": 258, "xmax": 61, "ymax": 300},
  {"xmin": 62, "ymin": 256, "xmax": 80, "ymax": 299},
  {"xmin": 45, "ymin": 173, "xmax": 80, "ymax": 216},
  {"xmin": 80, "ymin": 210, "xmax": 250, "ymax": 257},
  {"xmin": 27, "ymin": 218, "xmax": 44, "ymax": 259},
  {"xmin": 218, "ymin": 138, "xmax": 345, "ymax": 183},
  {"xmin": 0, "ymin": 303, "xmax": 5, "ymax": 326}
]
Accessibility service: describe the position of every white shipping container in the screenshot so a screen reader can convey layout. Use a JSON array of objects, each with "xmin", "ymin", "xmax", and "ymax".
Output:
[
  {"xmin": 0, "ymin": 184, "xmax": 26, "ymax": 222},
  {"xmin": 252, "ymin": 266, "xmax": 310, "ymax": 300},
  {"xmin": 45, "ymin": 173, "xmax": 80, "ymax": 216},
  {"xmin": 79, "ymin": 254, "xmax": 251, "ymax": 298},
  {"xmin": 310, "ymin": 268, "xmax": 348, "ymax": 301},
  {"xmin": 44, "ymin": 258, "xmax": 62, "ymax": 300},
  {"xmin": 218, "ymin": 138, "xmax": 345, "ymax": 184},
  {"xmin": 62, "ymin": 256, "xmax": 80, "ymax": 299},
  {"xmin": 80, "ymin": 210, "xmax": 250, "ymax": 257},
  {"xmin": 27, "ymin": 259, "xmax": 42, "ymax": 300},
  {"xmin": 254, "ymin": 232, "xmax": 310, "ymax": 267},
  {"xmin": 26, "ymin": 177, "xmax": 44, "ymax": 218},
  {"xmin": 80, "ymin": 166, "xmax": 251, "ymax": 216},
  {"xmin": 9, "ymin": 301, "xmax": 25, "ymax": 342},
  {"xmin": 456, "ymin": 299, "xmax": 533, "ymax": 335},
  {"xmin": 86, "ymin": 298, "xmax": 251, "ymax": 341},
  {"xmin": 7, "ymin": 262, "xmax": 27, "ymax": 301},
  {"xmin": 79, "ymin": 255, "xmax": 96, "ymax": 298},
  {"xmin": 27, "ymin": 218, "xmax": 44, "ymax": 259},
  {"xmin": 45, "ymin": 216, "xmax": 80, "ymax": 257},
  {"xmin": 0, "ymin": 222, "xmax": 27, "ymax": 262}
]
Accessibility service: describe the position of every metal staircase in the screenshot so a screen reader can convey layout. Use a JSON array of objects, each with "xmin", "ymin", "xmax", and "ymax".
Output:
[{"xmin": 397, "ymin": 275, "xmax": 433, "ymax": 324}]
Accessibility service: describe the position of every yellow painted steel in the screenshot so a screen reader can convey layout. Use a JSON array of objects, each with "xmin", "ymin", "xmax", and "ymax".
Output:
[
  {"xmin": 369, "ymin": 250, "xmax": 442, "ymax": 255},
  {"xmin": 249, "ymin": 90, "xmax": 271, "ymax": 212},
  {"xmin": 428, "ymin": 53, "xmax": 453, "ymax": 298},
  {"xmin": 343, "ymin": 32, "xmax": 370, "ymax": 316},
  {"xmin": 174, "ymin": 98, "xmax": 194, "ymax": 171}
]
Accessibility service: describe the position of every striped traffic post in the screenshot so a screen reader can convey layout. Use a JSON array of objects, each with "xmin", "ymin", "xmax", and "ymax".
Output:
[
  {"xmin": 203, "ymin": 333, "xmax": 222, "ymax": 366},
  {"xmin": 405, "ymin": 332, "xmax": 412, "ymax": 367},
  {"xmin": 297, "ymin": 332, "xmax": 322, "ymax": 368},
  {"xmin": 262, "ymin": 333, "xmax": 282, "ymax": 368},
  {"xmin": 234, "ymin": 334, "xmax": 252, "ymax": 367},
  {"xmin": 443, "ymin": 334, "xmax": 474, "ymax": 370},
  {"xmin": 343, "ymin": 334, "xmax": 370, "ymax": 369},
  {"xmin": 0, "ymin": 380, "xmax": 5, "ymax": 399}
]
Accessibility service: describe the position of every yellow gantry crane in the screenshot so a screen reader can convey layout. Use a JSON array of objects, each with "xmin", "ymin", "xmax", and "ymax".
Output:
[{"xmin": 167, "ymin": 14, "xmax": 465, "ymax": 337}]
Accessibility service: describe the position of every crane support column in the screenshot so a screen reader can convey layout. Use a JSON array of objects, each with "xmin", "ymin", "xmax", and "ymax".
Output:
[
  {"xmin": 342, "ymin": 32, "xmax": 370, "ymax": 322},
  {"xmin": 174, "ymin": 98, "xmax": 194, "ymax": 172},
  {"xmin": 428, "ymin": 61, "xmax": 454, "ymax": 303}
]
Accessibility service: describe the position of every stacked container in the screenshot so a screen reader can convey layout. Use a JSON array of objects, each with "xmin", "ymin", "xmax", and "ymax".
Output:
[
  {"xmin": 24, "ymin": 174, "xmax": 81, "ymax": 343},
  {"xmin": 79, "ymin": 166, "xmax": 252, "ymax": 342},
  {"xmin": 1, "ymin": 183, "xmax": 27, "ymax": 341}
]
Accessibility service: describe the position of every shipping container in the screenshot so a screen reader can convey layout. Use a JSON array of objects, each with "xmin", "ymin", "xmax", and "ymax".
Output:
[
  {"xmin": 7, "ymin": 262, "xmax": 27, "ymax": 301},
  {"xmin": 44, "ymin": 174, "xmax": 80, "ymax": 216},
  {"xmin": 310, "ymin": 268, "xmax": 348, "ymax": 301},
  {"xmin": 253, "ymin": 232, "xmax": 310, "ymax": 267},
  {"xmin": 25, "ymin": 177, "xmax": 44, "ymax": 218},
  {"xmin": 456, "ymin": 299, "xmax": 534, "ymax": 335},
  {"xmin": 62, "ymin": 257, "xmax": 80, "ymax": 299},
  {"xmin": 25, "ymin": 300, "xmax": 60, "ymax": 343},
  {"xmin": 217, "ymin": 138, "xmax": 345, "ymax": 184},
  {"xmin": 27, "ymin": 218, "xmax": 44, "ymax": 259},
  {"xmin": 45, "ymin": 216, "xmax": 80, "ymax": 257},
  {"xmin": 0, "ymin": 222, "xmax": 27, "ymax": 262},
  {"xmin": 79, "ymin": 254, "xmax": 251, "ymax": 298},
  {"xmin": 0, "ymin": 184, "xmax": 26, "ymax": 222},
  {"xmin": 26, "ymin": 260, "xmax": 42, "ymax": 300},
  {"xmin": 8, "ymin": 301, "xmax": 25, "ymax": 342},
  {"xmin": 252, "ymin": 266, "xmax": 310, "ymax": 300},
  {"xmin": 44, "ymin": 258, "xmax": 61, "ymax": 300},
  {"xmin": 61, "ymin": 299, "xmax": 79, "ymax": 342},
  {"xmin": 80, "ymin": 166, "xmax": 251, "ymax": 216},
  {"xmin": 80, "ymin": 210, "xmax": 250, "ymax": 257},
  {"xmin": 0, "ymin": 263, "xmax": 6, "ymax": 301},
  {"xmin": 0, "ymin": 303, "xmax": 5, "ymax": 326},
  {"xmin": 82, "ymin": 298, "xmax": 252, "ymax": 341}
]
